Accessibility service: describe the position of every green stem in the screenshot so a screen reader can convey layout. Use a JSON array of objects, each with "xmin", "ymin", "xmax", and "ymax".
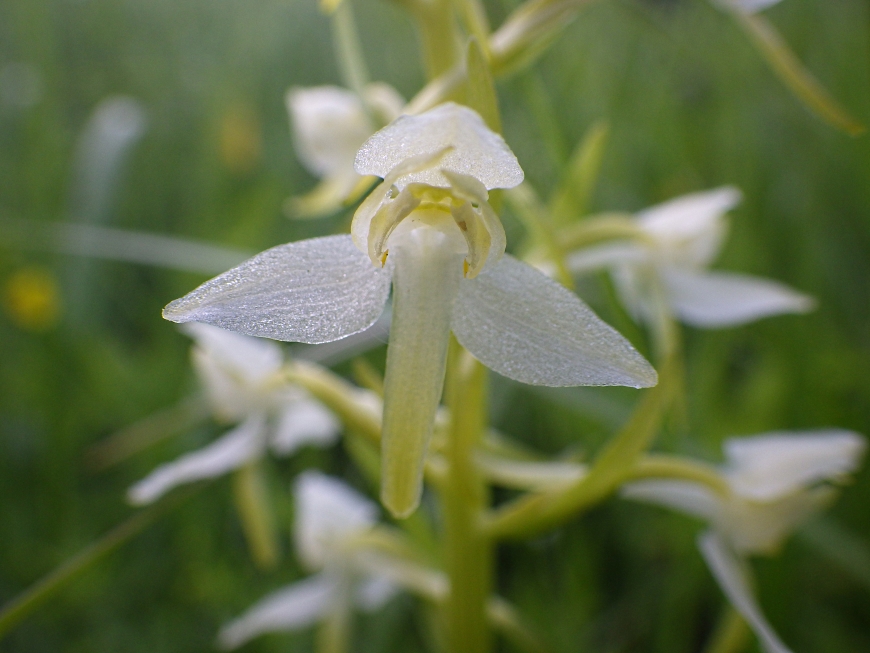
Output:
[
  {"xmin": 232, "ymin": 461, "xmax": 279, "ymax": 569},
  {"xmin": 483, "ymin": 357, "xmax": 674, "ymax": 540},
  {"xmin": 412, "ymin": 0, "xmax": 462, "ymax": 80},
  {"xmin": 331, "ymin": 1, "xmax": 370, "ymax": 101},
  {"xmin": 702, "ymin": 606, "xmax": 750, "ymax": 653},
  {"xmin": 442, "ymin": 339, "xmax": 492, "ymax": 653},
  {"xmin": 0, "ymin": 490, "xmax": 196, "ymax": 640}
]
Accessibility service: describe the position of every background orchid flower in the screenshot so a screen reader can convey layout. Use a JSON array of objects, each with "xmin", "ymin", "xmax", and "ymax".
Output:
[
  {"xmin": 624, "ymin": 430, "xmax": 866, "ymax": 653},
  {"xmin": 286, "ymin": 83, "xmax": 404, "ymax": 217},
  {"xmin": 567, "ymin": 187, "xmax": 815, "ymax": 328},
  {"xmin": 163, "ymin": 102, "xmax": 658, "ymax": 518},
  {"xmin": 127, "ymin": 324, "xmax": 340, "ymax": 504},
  {"xmin": 218, "ymin": 472, "xmax": 413, "ymax": 649}
]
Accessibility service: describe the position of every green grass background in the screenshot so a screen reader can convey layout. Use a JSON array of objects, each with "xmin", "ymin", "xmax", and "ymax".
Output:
[{"xmin": 0, "ymin": 0, "xmax": 868, "ymax": 651}]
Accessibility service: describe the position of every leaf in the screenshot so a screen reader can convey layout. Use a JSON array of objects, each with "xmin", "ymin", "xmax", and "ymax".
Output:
[
  {"xmin": 464, "ymin": 37, "xmax": 501, "ymax": 133},
  {"xmin": 734, "ymin": 9, "xmax": 864, "ymax": 136},
  {"xmin": 549, "ymin": 120, "xmax": 609, "ymax": 224}
]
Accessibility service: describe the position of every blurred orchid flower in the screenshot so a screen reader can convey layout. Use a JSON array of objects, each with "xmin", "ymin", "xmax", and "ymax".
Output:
[
  {"xmin": 128, "ymin": 324, "xmax": 339, "ymax": 504},
  {"xmin": 624, "ymin": 430, "xmax": 866, "ymax": 653},
  {"xmin": 163, "ymin": 103, "xmax": 657, "ymax": 517},
  {"xmin": 567, "ymin": 187, "xmax": 814, "ymax": 328},
  {"xmin": 286, "ymin": 83, "xmax": 405, "ymax": 217},
  {"xmin": 218, "ymin": 472, "xmax": 435, "ymax": 649}
]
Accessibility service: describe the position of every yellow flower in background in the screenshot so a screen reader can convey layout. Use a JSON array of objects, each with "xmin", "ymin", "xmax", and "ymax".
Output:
[{"xmin": 3, "ymin": 266, "xmax": 61, "ymax": 331}]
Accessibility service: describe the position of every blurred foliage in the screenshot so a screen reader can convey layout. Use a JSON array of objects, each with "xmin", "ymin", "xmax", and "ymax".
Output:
[{"xmin": 0, "ymin": 0, "xmax": 868, "ymax": 651}]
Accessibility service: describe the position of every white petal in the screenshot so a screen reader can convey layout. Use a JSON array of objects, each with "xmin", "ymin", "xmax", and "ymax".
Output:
[
  {"xmin": 163, "ymin": 235, "xmax": 393, "ymax": 345},
  {"xmin": 270, "ymin": 399, "xmax": 341, "ymax": 455},
  {"xmin": 622, "ymin": 480, "xmax": 722, "ymax": 522},
  {"xmin": 294, "ymin": 471, "xmax": 378, "ymax": 569},
  {"xmin": 662, "ymin": 268, "xmax": 815, "ymax": 328},
  {"xmin": 565, "ymin": 242, "xmax": 648, "ymax": 274},
  {"xmin": 354, "ymin": 575, "xmax": 400, "ymax": 612},
  {"xmin": 355, "ymin": 102, "xmax": 523, "ymax": 190},
  {"xmin": 698, "ymin": 532, "xmax": 794, "ymax": 653},
  {"xmin": 729, "ymin": 0, "xmax": 784, "ymax": 13},
  {"xmin": 638, "ymin": 187, "xmax": 740, "ymax": 267},
  {"xmin": 452, "ymin": 255, "xmax": 658, "ymax": 388},
  {"xmin": 721, "ymin": 487, "xmax": 837, "ymax": 554},
  {"xmin": 362, "ymin": 82, "xmax": 406, "ymax": 124},
  {"xmin": 723, "ymin": 430, "xmax": 866, "ymax": 501},
  {"xmin": 127, "ymin": 415, "xmax": 266, "ymax": 505},
  {"xmin": 184, "ymin": 322, "xmax": 284, "ymax": 387},
  {"xmin": 286, "ymin": 86, "xmax": 373, "ymax": 179},
  {"xmin": 218, "ymin": 573, "xmax": 338, "ymax": 649}
]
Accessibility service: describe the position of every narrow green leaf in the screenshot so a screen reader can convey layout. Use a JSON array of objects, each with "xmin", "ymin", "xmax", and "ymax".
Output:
[
  {"xmin": 734, "ymin": 9, "xmax": 864, "ymax": 136},
  {"xmin": 549, "ymin": 121, "xmax": 609, "ymax": 224},
  {"xmin": 0, "ymin": 490, "xmax": 195, "ymax": 640},
  {"xmin": 464, "ymin": 37, "xmax": 502, "ymax": 134}
]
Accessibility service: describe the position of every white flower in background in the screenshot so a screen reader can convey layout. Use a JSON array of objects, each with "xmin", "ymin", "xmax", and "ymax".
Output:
[
  {"xmin": 218, "ymin": 472, "xmax": 401, "ymax": 649},
  {"xmin": 163, "ymin": 102, "xmax": 657, "ymax": 518},
  {"xmin": 286, "ymin": 83, "xmax": 405, "ymax": 217},
  {"xmin": 624, "ymin": 430, "xmax": 866, "ymax": 653},
  {"xmin": 567, "ymin": 187, "xmax": 814, "ymax": 328},
  {"xmin": 716, "ymin": 0, "xmax": 784, "ymax": 14},
  {"xmin": 127, "ymin": 324, "xmax": 340, "ymax": 504}
]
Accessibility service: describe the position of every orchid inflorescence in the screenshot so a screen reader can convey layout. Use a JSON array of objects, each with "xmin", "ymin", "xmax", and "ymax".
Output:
[{"xmin": 109, "ymin": 0, "xmax": 865, "ymax": 652}]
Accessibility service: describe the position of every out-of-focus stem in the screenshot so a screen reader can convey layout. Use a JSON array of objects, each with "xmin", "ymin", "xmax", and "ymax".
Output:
[
  {"xmin": 331, "ymin": 1, "xmax": 370, "ymax": 102},
  {"xmin": 442, "ymin": 341, "xmax": 492, "ymax": 653},
  {"xmin": 412, "ymin": 0, "xmax": 462, "ymax": 80},
  {"xmin": 232, "ymin": 462, "xmax": 279, "ymax": 570},
  {"xmin": 702, "ymin": 606, "xmax": 750, "ymax": 653}
]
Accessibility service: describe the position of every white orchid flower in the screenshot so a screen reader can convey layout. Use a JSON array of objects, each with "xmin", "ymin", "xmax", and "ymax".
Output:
[
  {"xmin": 163, "ymin": 102, "xmax": 657, "ymax": 517},
  {"xmin": 127, "ymin": 324, "xmax": 340, "ymax": 504},
  {"xmin": 286, "ymin": 83, "xmax": 405, "ymax": 217},
  {"xmin": 624, "ymin": 430, "xmax": 866, "ymax": 653},
  {"xmin": 567, "ymin": 187, "xmax": 814, "ymax": 328},
  {"xmin": 218, "ymin": 472, "xmax": 407, "ymax": 649}
]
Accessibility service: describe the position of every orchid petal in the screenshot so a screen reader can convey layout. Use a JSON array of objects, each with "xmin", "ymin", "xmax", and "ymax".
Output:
[
  {"xmin": 286, "ymin": 86, "xmax": 372, "ymax": 180},
  {"xmin": 452, "ymin": 255, "xmax": 658, "ymax": 388},
  {"xmin": 566, "ymin": 242, "xmax": 648, "ymax": 274},
  {"xmin": 294, "ymin": 471, "xmax": 378, "ymax": 569},
  {"xmin": 183, "ymin": 322, "xmax": 284, "ymax": 387},
  {"xmin": 354, "ymin": 575, "xmax": 400, "ymax": 611},
  {"xmin": 698, "ymin": 532, "xmax": 794, "ymax": 653},
  {"xmin": 270, "ymin": 399, "xmax": 341, "ymax": 455},
  {"xmin": 355, "ymin": 103, "xmax": 523, "ymax": 190},
  {"xmin": 638, "ymin": 187, "xmax": 740, "ymax": 267},
  {"xmin": 661, "ymin": 268, "xmax": 815, "ymax": 327},
  {"xmin": 622, "ymin": 480, "xmax": 722, "ymax": 522},
  {"xmin": 723, "ymin": 486, "xmax": 837, "ymax": 554},
  {"xmin": 127, "ymin": 415, "xmax": 266, "ymax": 505},
  {"xmin": 163, "ymin": 235, "xmax": 392, "ymax": 345},
  {"xmin": 380, "ymin": 227, "xmax": 465, "ymax": 517},
  {"xmin": 218, "ymin": 573, "xmax": 338, "ymax": 649},
  {"xmin": 350, "ymin": 148, "xmax": 453, "ymax": 254},
  {"xmin": 723, "ymin": 430, "xmax": 866, "ymax": 501}
]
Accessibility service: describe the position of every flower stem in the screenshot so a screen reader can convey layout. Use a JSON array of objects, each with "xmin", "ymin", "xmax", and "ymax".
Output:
[
  {"xmin": 232, "ymin": 462, "xmax": 279, "ymax": 570},
  {"xmin": 442, "ymin": 340, "xmax": 492, "ymax": 653}
]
